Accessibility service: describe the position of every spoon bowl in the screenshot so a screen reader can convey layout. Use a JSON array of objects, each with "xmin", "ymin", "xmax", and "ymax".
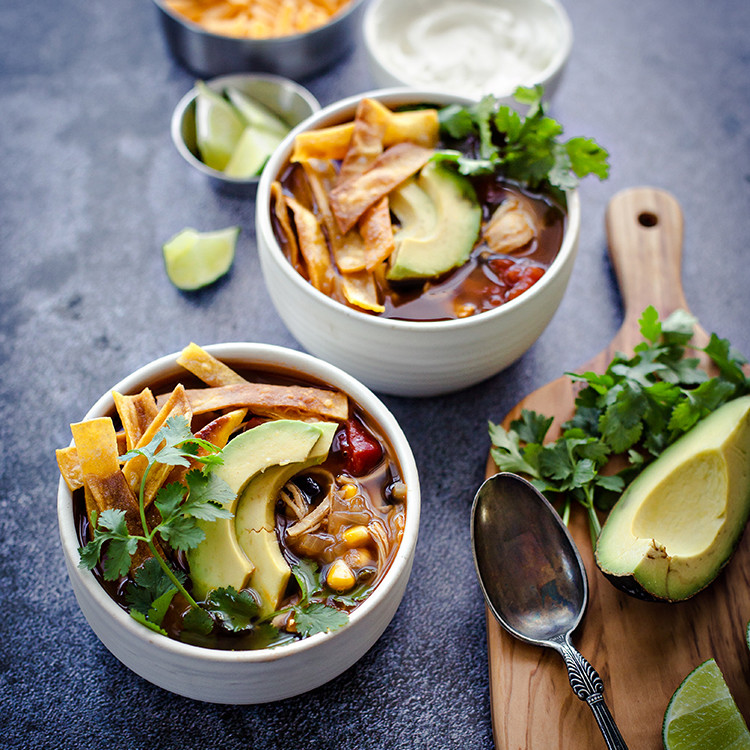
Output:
[
  {"xmin": 471, "ymin": 473, "xmax": 628, "ymax": 749},
  {"xmin": 472, "ymin": 472, "xmax": 587, "ymax": 645}
]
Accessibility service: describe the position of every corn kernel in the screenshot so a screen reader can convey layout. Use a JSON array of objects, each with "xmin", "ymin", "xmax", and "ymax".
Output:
[
  {"xmin": 342, "ymin": 524, "xmax": 370, "ymax": 548},
  {"xmin": 340, "ymin": 482, "xmax": 358, "ymax": 500},
  {"xmin": 326, "ymin": 558, "xmax": 356, "ymax": 592}
]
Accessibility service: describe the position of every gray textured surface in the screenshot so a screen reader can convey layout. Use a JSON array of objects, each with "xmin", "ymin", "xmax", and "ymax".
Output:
[{"xmin": 1, "ymin": 1, "xmax": 749, "ymax": 748}]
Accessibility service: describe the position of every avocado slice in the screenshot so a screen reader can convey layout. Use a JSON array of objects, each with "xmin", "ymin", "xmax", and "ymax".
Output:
[
  {"xmin": 187, "ymin": 420, "xmax": 331, "ymax": 601},
  {"xmin": 386, "ymin": 160, "xmax": 481, "ymax": 281},
  {"xmin": 595, "ymin": 395, "xmax": 750, "ymax": 601},
  {"xmin": 235, "ymin": 422, "xmax": 336, "ymax": 615}
]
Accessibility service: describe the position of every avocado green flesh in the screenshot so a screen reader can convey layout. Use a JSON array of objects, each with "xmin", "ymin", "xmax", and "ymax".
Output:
[
  {"xmin": 187, "ymin": 420, "xmax": 334, "ymax": 602},
  {"xmin": 595, "ymin": 396, "xmax": 750, "ymax": 602},
  {"xmin": 386, "ymin": 160, "xmax": 481, "ymax": 281},
  {"xmin": 234, "ymin": 422, "xmax": 336, "ymax": 615}
]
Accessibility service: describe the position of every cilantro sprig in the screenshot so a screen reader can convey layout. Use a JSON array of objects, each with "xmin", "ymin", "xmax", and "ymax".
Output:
[
  {"xmin": 79, "ymin": 415, "xmax": 233, "ymax": 632},
  {"xmin": 435, "ymin": 85, "xmax": 610, "ymax": 202},
  {"xmin": 489, "ymin": 307, "xmax": 749, "ymax": 545},
  {"xmin": 78, "ymin": 414, "xmax": 354, "ymax": 644}
]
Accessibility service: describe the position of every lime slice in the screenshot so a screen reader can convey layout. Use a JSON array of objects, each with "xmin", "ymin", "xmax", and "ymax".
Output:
[
  {"xmin": 223, "ymin": 126, "xmax": 285, "ymax": 179},
  {"xmin": 663, "ymin": 659, "xmax": 750, "ymax": 750},
  {"xmin": 225, "ymin": 87, "xmax": 290, "ymax": 137},
  {"xmin": 194, "ymin": 82, "xmax": 245, "ymax": 172},
  {"xmin": 162, "ymin": 226, "xmax": 239, "ymax": 290}
]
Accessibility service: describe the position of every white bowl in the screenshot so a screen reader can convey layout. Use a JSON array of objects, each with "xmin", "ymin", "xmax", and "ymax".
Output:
[
  {"xmin": 57, "ymin": 343, "xmax": 420, "ymax": 704},
  {"xmin": 363, "ymin": 0, "xmax": 573, "ymax": 102},
  {"xmin": 255, "ymin": 89, "xmax": 581, "ymax": 397}
]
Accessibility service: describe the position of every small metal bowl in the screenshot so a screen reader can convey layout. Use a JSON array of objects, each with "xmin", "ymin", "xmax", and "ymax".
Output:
[
  {"xmin": 171, "ymin": 73, "xmax": 320, "ymax": 195},
  {"xmin": 153, "ymin": 0, "xmax": 366, "ymax": 80}
]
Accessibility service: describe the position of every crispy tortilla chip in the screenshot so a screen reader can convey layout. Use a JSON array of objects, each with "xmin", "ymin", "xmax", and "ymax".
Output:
[
  {"xmin": 286, "ymin": 196, "xmax": 335, "ymax": 293},
  {"xmin": 330, "ymin": 143, "xmax": 434, "ymax": 234},
  {"xmin": 56, "ymin": 446, "xmax": 84, "ymax": 492},
  {"xmin": 359, "ymin": 197, "xmax": 395, "ymax": 270},
  {"xmin": 176, "ymin": 382, "xmax": 349, "ymax": 422},
  {"xmin": 341, "ymin": 270, "xmax": 385, "ymax": 313},
  {"xmin": 177, "ymin": 342, "xmax": 246, "ymax": 387},
  {"xmin": 291, "ymin": 108, "xmax": 440, "ymax": 162},
  {"xmin": 70, "ymin": 417, "xmax": 150, "ymax": 569},
  {"xmin": 301, "ymin": 159, "xmax": 368, "ymax": 273},
  {"xmin": 337, "ymin": 98, "xmax": 390, "ymax": 185},
  {"xmin": 113, "ymin": 388, "xmax": 158, "ymax": 451},
  {"xmin": 122, "ymin": 384, "xmax": 192, "ymax": 506},
  {"xmin": 271, "ymin": 181, "xmax": 300, "ymax": 267}
]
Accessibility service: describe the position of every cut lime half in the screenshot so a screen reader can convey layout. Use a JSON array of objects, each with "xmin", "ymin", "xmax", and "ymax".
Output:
[
  {"xmin": 663, "ymin": 658, "xmax": 750, "ymax": 750},
  {"xmin": 194, "ymin": 82, "xmax": 245, "ymax": 172},
  {"xmin": 162, "ymin": 226, "xmax": 239, "ymax": 291}
]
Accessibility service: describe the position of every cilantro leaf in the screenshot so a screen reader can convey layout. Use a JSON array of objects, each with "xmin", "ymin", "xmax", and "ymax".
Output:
[
  {"xmin": 204, "ymin": 587, "xmax": 260, "ymax": 632},
  {"xmin": 293, "ymin": 602, "xmax": 348, "ymax": 638}
]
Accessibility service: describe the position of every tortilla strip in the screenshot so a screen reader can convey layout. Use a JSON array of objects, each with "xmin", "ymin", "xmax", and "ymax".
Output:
[
  {"xmin": 171, "ymin": 382, "xmax": 349, "ymax": 422},
  {"xmin": 330, "ymin": 143, "xmax": 434, "ymax": 234},
  {"xmin": 271, "ymin": 181, "xmax": 300, "ymax": 267},
  {"xmin": 56, "ymin": 446, "xmax": 85, "ymax": 492},
  {"xmin": 122, "ymin": 384, "xmax": 193, "ymax": 507},
  {"xmin": 341, "ymin": 270, "xmax": 384, "ymax": 313},
  {"xmin": 291, "ymin": 108, "xmax": 440, "ymax": 162},
  {"xmin": 56, "ymin": 432, "xmax": 129, "ymax": 492},
  {"xmin": 359, "ymin": 197, "xmax": 395, "ymax": 270},
  {"xmin": 177, "ymin": 342, "xmax": 246, "ymax": 387},
  {"xmin": 113, "ymin": 388, "xmax": 158, "ymax": 451},
  {"xmin": 286, "ymin": 196, "xmax": 335, "ymax": 293},
  {"xmin": 337, "ymin": 98, "xmax": 390, "ymax": 185},
  {"xmin": 70, "ymin": 417, "xmax": 150, "ymax": 569},
  {"xmin": 301, "ymin": 159, "xmax": 367, "ymax": 273}
]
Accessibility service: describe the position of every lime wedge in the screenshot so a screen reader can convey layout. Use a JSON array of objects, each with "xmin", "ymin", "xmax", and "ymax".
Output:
[
  {"xmin": 162, "ymin": 226, "xmax": 239, "ymax": 290},
  {"xmin": 194, "ymin": 82, "xmax": 245, "ymax": 172},
  {"xmin": 225, "ymin": 87, "xmax": 290, "ymax": 137},
  {"xmin": 663, "ymin": 659, "xmax": 750, "ymax": 750},
  {"xmin": 223, "ymin": 126, "xmax": 285, "ymax": 179}
]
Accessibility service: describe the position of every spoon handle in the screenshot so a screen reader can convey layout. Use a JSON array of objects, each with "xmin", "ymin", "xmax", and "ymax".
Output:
[{"xmin": 553, "ymin": 635, "xmax": 629, "ymax": 749}]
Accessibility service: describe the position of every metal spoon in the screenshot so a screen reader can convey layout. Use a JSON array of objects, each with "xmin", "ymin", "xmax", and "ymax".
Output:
[{"xmin": 471, "ymin": 472, "xmax": 628, "ymax": 749}]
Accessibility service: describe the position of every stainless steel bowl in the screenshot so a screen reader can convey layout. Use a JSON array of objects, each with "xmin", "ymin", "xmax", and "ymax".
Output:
[
  {"xmin": 171, "ymin": 73, "xmax": 320, "ymax": 195},
  {"xmin": 153, "ymin": 0, "xmax": 367, "ymax": 80}
]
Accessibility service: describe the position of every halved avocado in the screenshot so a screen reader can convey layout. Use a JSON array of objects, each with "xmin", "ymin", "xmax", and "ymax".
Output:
[
  {"xmin": 386, "ymin": 160, "xmax": 481, "ymax": 281},
  {"xmin": 234, "ymin": 422, "xmax": 336, "ymax": 615},
  {"xmin": 595, "ymin": 395, "xmax": 750, "ymax": 601},
  {"xmin": 187, "ymin": 419, "xmax": 331, "ymax": 601}
]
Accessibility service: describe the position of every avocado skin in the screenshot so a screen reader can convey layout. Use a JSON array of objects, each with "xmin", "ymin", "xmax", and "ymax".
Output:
[
  {"xmin": 386, "ymin": 160, "xmax": 481, "ymax": 281},
  {"xmin": 594, "ymin": 395, "xmax": 750, "ymax": 603},
  {"xmin": 600, "ymin": 530, "xmax": 747, "ymax": 603}
]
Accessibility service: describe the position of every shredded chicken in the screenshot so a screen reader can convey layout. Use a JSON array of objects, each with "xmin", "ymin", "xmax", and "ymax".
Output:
[
  {"xmin": 483, "ymin": 197, "xmax": 537, "ymax": 254},
  {"xmin": 280, "ymin": 483, "xmax": 308, "ymax": 520},
  {"xmin": 368, "ymin": 519, "xmax": 390, "ymax": 575},
  {"xmin": 286, "ymin": 489, "xmax": 332, "ymax": 538}
]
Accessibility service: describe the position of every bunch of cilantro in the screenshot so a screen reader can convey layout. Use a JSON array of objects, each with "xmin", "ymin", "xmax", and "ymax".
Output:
[
  {"xmin": 79, "ymin": 415, "xmax": 351, "ymax": 644},
  {"xmin": 434, "ymin": 85, "xmax": 610, "ymax": 203},
  {"xmin": 489, "ymin": 307, "xmax": 749, "ymax": 545}
]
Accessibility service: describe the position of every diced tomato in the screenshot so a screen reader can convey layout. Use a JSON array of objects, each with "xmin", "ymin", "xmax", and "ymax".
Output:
[
  {"xmin": 337, "ymin": 418, "xmax": 383, "ymax": 476},
  {"xmin": 506, "ymin": 265, "xmax": 545, "ymax": 300}
]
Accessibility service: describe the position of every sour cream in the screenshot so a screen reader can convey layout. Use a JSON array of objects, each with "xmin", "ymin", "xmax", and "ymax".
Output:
[{"xmin": 364, "ymin": 0, "xmax": 572, "ymax": 100}]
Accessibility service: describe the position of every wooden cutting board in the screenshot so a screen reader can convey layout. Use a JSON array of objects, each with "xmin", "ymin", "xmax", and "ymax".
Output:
[{"xmin": 485, "ymin": 187, "xmax": 750, "ymax": 749}]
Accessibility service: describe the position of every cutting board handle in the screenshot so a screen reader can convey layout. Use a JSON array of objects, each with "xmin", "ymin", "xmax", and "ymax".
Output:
[{"xmin": 605, "ymin": 187, "xmax": 689, "ymax": 329}]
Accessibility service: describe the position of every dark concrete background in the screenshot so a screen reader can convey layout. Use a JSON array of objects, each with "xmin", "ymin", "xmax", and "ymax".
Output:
[{"xmin": 1, "ymin": 1, "xmax": 749, "ymax": 748}]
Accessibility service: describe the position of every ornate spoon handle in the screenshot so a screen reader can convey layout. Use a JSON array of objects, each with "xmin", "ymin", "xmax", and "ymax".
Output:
[{"xmin": 550, "ymin": 634, "xmax": 629, "ymax": 750}]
